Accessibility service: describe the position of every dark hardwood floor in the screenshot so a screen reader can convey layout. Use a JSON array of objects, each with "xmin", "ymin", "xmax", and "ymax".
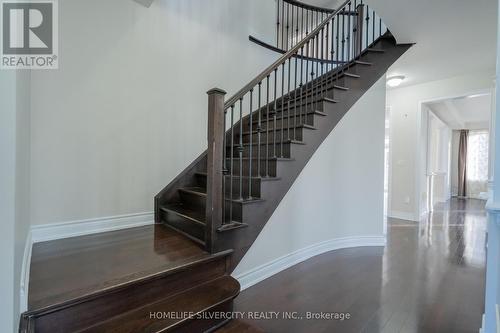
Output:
[{"xmin": 233, "ymin": 198, "xmax": 486, "ymax": 333}]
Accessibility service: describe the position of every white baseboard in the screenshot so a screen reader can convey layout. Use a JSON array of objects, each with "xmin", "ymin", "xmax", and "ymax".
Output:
[
  {"xmin": 20, "ymin": 231, "xmax": 32, "ymax": 313},
  {"xmin": 388, "ymin": 210, "xmax": 418, "ymax": 222},
  {"xmin": 497, "ymin": 304, "xmax": 499, "ymax": 333},
  {"xmin": 233, "ymin": 235, "xmax": 386, "ymax": 291},
  {"xmin": 21, "ymin": 212, "xmax": 154, "ymax": 313},
  {"xmin": 31, "ymin": 211, "xmax": 154, "ymax": 243}
]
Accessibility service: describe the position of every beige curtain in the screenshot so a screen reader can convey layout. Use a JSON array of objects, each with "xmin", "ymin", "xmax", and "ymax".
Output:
[{"xmin": 457, "ymin": 129, "xmax": 468, "ymax": 197}]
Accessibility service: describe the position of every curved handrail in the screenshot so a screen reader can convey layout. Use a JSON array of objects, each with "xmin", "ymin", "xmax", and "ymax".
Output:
[
  {"xmin": 225, "ymin": 0, "xmax": 351, "ymax": 109},
  {"xmin": 282, "ymin": 0, "xmax": 334, "ymax": 13}
]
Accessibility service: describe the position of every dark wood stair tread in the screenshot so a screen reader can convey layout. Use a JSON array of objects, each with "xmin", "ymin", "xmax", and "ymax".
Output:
[
  {"xmin": 195, "ymin": 172, "xmax": 281, "ymax": 182},
  {"xmin": 179, "ymin": 187, "xmax": 265, "ymax": 205},
  {"xmin": 257, "ymin": 110, "xmax": 327, "ymax": 121},
  {"xmin": 161, "ymin": 204, "xmax": 206, "ymax": 225},
  {"xmin": 333, "ymin": 84, "xmax": 349, "ymax": 91},
  {"xmin": 228, "ymin": 140, "xmax": 306, "ymax": 148},
  {"xmin": 28, "ymin": 225, "xmax": 219, "ymax": 311},
  {"xmin": 367, "ymin": 48, "xmax": 385, "ymax": 53},
  {"xmin": 344, "ymin": 72, "xmax": 361, "ymax": 78},
  {"xmin": 81, "ymin": 275, "xmax": 240, "ymax": 333},
  {"xmin": 239, "ymin": 123, "xmax": 317, "ymax": 136}
]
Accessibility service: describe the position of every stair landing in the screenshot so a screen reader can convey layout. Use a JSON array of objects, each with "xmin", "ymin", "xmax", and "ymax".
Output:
[
  {"xmin": 23, "ymin": 224, "xmax": 238, "ymax": 333},
  {"xmin": 29, "ymin": 224, "xmax": 214, "ymax": 311}
]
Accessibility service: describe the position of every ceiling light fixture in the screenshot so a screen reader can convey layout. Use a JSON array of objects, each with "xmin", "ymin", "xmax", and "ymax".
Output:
[{"xmin": 387, "ymin": 75, "xmax": 405, "ymax": 88}]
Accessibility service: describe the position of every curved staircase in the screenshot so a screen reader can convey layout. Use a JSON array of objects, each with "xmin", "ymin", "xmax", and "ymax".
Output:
[{"xmin": 155, "ymin": 0, "xmax": 412, "ymax": 269}]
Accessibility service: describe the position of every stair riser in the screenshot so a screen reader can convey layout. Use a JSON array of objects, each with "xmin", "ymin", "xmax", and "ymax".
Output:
[
  {"xmin": 237, "ymin": 127, "xmax": 306, "ymax": 144},
  {"xmin": 241, "ymin": 113, "xmax": 319, "ymax": 132},
  {"xmin": 224, "ymin": 177, "xmax": 261, "ymax": 199},
  {"xmin": 161, "ymin": 209, "xmax": 205, "ymax": 241},
  {"xmin": 196, "ymin": 174, "xmax": 262, "ymax": 199},
  {"xmin": 226, "ymin": 143, "xmax": 292, "ymax": 158},
  {"xmin": 178, "ymin": 191, "xmax": 244, "ymax": 221},
  {"xmin": 25, "ymin": 257, "xmax": 230, "ymax": 333},
  {"xmin": 228, "ymin": 159, "xmax": 278, "ymax": 177},
  {"xmin": 262, "ymin": 98, "xmax": 338, "ymax": 120}
]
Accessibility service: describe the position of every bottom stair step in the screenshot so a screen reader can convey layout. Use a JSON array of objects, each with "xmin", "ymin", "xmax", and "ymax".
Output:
[{"xmin": 81, "ymin": 275, "xmax": 240, "ymax": 333}]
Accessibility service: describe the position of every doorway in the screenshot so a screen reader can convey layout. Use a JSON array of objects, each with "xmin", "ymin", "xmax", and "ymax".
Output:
[{"xmin": 421, "ymin": 92, "xmax": 492, "ymax": 213}]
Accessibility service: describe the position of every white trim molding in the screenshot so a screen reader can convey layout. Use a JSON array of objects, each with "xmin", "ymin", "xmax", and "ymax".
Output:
[
  {"xmin": 31, "ymin": 212, "xmax": 154, "ymax": 243},
  {"xmin": 496, "ymin": 304, "xmax": 500, "ymax": 333},
  {"xmin": 19, "ymin": 231, "xmax": 32, "ymax": 313},
  {"xmin": 388, "ymin": 210, "xmax": 419, "ymax": 222},
  {"xmin": 233, "ymin": 235, "xmax": 386, "ymax": 291}
]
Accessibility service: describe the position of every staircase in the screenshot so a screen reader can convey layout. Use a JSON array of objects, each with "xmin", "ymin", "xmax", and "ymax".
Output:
[
  {"xmin": 20, "ymin": 0, "xmax": 411, "ymax": 332},
  {"xmin": 156, "ymin": 0, "xmax": 412, "ymax": 269}
]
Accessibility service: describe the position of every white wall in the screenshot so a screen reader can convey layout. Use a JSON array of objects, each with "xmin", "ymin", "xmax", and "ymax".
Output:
[
  {"xmin": 0, "ymin": 71, "xmax": 17, "ymax": 333},
  {"xmin": 0, "ymin": 69, "xmax": 31, "ymax": 333},
  {"xmin": 387, "ymin": 72, "xmax": 494, "ymax": 221},
  {"xmin": 233, "ymin": 76, "xmax": 387, "ymax": 281},
  {"xmin": 15, "ymin": 71, "xmax": 31, "ymax": 318},
  {"xmin": 29, "ymin": 0, "xmax": 278, "ymax": 226}
]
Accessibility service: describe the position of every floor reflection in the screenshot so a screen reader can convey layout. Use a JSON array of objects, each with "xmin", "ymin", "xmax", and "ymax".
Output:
[{"xmin": 234, "ymin": 198, "xmax": 486, "ymax": 333}]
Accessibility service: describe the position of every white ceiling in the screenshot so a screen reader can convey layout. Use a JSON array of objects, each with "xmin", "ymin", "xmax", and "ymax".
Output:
[
  {"xmin": 426, "ymin": 94, "xmax": 492, "ymax": 130},
  {"xmin": 302, "ymin": 0, "xmax": 498, "ymax": 87}
]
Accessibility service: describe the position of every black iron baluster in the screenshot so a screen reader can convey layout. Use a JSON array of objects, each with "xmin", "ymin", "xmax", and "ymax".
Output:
[
  {"xmin": 300, "ymin": 46, "xmax": 304, "ymax": 125},
  {"xmin": 365, "ymin": 5, "xmax": 370, "ymax": 49},
  {"xmin": 273, "ymin": 68, "xmax": 278, "ymax": 158},
  {"xmin": 257, "ymin": 82, "xmax": 262, "ymax": 178},
  {"xmin": 310, "ymin": 37, "xmax": 315, "ymax": 114},
  {"xmin": 293, "ymin": 51, "xmax": 298, "ymax": 140},
  {"xmin": 238, "ymin": 98, "xmax": 243, "ymax": 200},
  {"xmin": 321, "ymin": 26, "xmax": 325, "ymax": 98},
  {"xmin": 301, "ymin": 7, "xmax": 304, "ymax": 39},
  {"xmin": 292, "ymin": 7, "xmax": 300, "ymax": 45},
  {"xmin": 266, "ymin": 75, "xmax": 270, "ymax": 176},
  {"xmin": 341, "ymin": 8, "xmax": 345, "ymax": 72},
  {"xmin": 287, "ymin": 57, "xmax": 291, "ymax": 141},
  {"xmin": 331, "ymin": 16, "xmax": 335, "ymax": 84},
  {"xmin": 347, "ymin": 2, "xmax": 351, "ymax": 62},
  {"xmin": 248, "ymin": 89, "xmax": 253, "ymax": 197},
  {"xmin": 306, "ymin": 10, "xmax": 309, "ymax": 36},
  {"xmin": 379, "ymin": 16, "xmax": 382, "ymax": 38},
  {"xmin": 229, "ymin": 105, "xmax": 235, "ymax": 221},
  {"xmin": 372, "ymin": 9, "xmax": 375, "ymax": 45},
  {"xmin": 286, "ymin": 2, "xmax": 289, "ymax": 51},
  {"xmin": 281, "ymin": 62, "xmax": 285, "ymax": 157},
  {"xmin": 335, "ymin": 13, "xmax": 339, "ymax": 99},
  {"xmin": 291, "ymin": 4, "xmax": 294, "ymax": 47},
  {"xmin": 315, "ymin": 32, "xmax": 319, "ymax": 110},
  {"xmin": 282, "ymin": 1, "xmax": 285, "ymax": 49},
  {"xmin": 276, "ymin": 0, "xmax": 280, "ymax": 48},
  {"xmin": 222, "ymin": 109, "xmax": 227, "ymax": 224}
]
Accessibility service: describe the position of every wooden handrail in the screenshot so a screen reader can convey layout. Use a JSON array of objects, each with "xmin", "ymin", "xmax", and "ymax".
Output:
[{"xmin": 282, "ymin": 0, "xmax": 334, "ymax": 13}]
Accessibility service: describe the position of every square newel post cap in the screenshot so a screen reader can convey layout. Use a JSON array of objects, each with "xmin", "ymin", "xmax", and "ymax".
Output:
[{"xmin": 207, "ymin": 88, "xmax": 227, "ymax": 96}]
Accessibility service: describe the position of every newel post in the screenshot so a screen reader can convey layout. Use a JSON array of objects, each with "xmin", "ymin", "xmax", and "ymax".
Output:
[
  {"xmin": 205, "ymin": 88, "xmax": 226, "ymax": 253},
  {"xmin": 354, "ymin": 4, "xmax": 365, "ymax": 57}
]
